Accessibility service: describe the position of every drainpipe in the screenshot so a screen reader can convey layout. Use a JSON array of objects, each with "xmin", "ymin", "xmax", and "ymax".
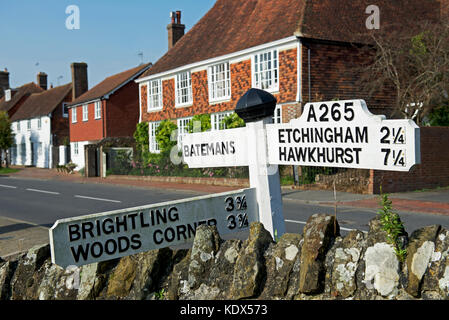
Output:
[{"xmin": 308, "ymin": 45, "xmax": 311, "ymax": 102}]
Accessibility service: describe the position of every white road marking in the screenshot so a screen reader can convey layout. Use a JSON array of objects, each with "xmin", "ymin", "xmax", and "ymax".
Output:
[
  {"xmin": 26, "ymin": 188, "xmax": 60, "ymax": 195},
  {"xmin": 0, "ymin": 184, "xmax": 17, "ymax": 189},
  {"xmin": 74, "ymin": 195, "xmax": 121, "ymax": 203},
  {"xmin": 285, "ymin": 219, "xmax": 367, "ymax": 233}
]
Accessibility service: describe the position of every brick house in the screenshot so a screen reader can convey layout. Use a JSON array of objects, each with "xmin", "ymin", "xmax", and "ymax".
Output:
[
  {"xmin": 135, "ymin": 0, "xmax": 441, "ymax": 154},
  {"xmin": 67, "ymin": 63, "xmax": 151, "ymax": 172}
]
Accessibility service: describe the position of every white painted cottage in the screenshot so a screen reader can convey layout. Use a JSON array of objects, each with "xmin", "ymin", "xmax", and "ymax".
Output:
[{"xmin": 9, "ymin": 83, "xmax": 72, "ymax": 168}]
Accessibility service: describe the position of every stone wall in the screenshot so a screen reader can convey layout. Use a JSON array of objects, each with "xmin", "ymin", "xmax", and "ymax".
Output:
[{"xmin": 1, "ymin": 215, "xmax": 449, "ymax": 300}]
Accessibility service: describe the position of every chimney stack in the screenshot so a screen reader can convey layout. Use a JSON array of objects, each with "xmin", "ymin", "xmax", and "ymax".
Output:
[
  {"xmin": 37, "ymin": 72, "xmax": 48, "ymax": 90},
  {"xmin": 167, "ymin": 10, "xmax": 185, "ymax": 50},
  {"xmin": 0, "ymin": 68, "xmax": 10, "ymax": 99},
  {"xmin": 71, "ymin": 62, "xmax": 88, "ymax": 101}
]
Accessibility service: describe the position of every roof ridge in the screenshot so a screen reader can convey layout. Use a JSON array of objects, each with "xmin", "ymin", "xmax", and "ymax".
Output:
[{"xmin": 294, "ymin": 0, "xmax": 308, "ymax": 36}]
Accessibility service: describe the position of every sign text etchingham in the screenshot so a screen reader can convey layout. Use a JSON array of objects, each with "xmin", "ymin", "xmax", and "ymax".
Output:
[
  {"xmin": 266, "ymin": 100, "xmax": 421, "ymax": 171},
  {"xmin": 50, "ymin": 188, "xmax": 257, "ymax": 267}
]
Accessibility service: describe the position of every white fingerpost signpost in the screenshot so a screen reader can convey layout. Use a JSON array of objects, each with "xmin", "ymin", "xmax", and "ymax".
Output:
[
  {"xmin": 49, "ymin": 89, "xmax": 421, "ymax": 268},
  {"xmin": 183, "ymin": 88, "xmax": 286, "ymax": 239}
]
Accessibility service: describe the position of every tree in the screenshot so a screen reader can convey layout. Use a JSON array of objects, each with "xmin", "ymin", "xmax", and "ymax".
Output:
[
  {"xmin": 359, "ymin": 21, "xmax": 449, "ymax": 125},
  {"xmin": 0, "ymin": 111, "xmax": 14, "ymax": 168},
  {"xmin": 155, "ymin": 120, "xmax": 178, "ymax": 154}
]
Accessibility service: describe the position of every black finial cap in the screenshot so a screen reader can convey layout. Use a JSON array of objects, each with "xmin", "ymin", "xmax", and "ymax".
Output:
[{"xmin": 235, "ymin": 88, "xmax": 277, "ymax": 123}]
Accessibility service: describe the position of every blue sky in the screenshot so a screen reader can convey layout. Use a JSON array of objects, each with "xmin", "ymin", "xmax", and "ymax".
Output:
[{"xmin": 0, "ymin": 0, "xmax": 216, "ymax": 89}]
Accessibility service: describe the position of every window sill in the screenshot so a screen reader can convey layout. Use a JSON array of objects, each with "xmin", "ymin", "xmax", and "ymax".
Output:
[
  {"xmin": 147, "ymin": 107, "xmax": 163, "ymax": 113},
  {"xmin": 253, "ymin": 86, "xmax": 279, "ymax": 95},
  {"xmin": 209, "ymin": 97, "xmax": 231, "ymax": 105},
  {"xmin": 175, "ymin": 102, "xmax": 193, "ymax": 108}
]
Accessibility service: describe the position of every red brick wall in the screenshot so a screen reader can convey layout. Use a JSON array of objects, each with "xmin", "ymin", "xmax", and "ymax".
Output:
[
  {"xmin": 140, "ymin": 48, "xmax": 298, "ymax": 123},
  {"xmin": 69, "ymin": 101, "xmax": 104, "ymax": 142},
  {"xmin": 105, "ymin": 80, "xmax": 140, "ymax": 138},
  {"xmin": 70, "ymin": 80, "xmax": 140, "ymax": 142},
  {"xmin": 51, "ymin": 90, "xmax": 72, "ymax": 146},
  {"xmin": 369, "ymin": 127, "xmax": 449, "ymax": 193},
  {"xmin": 301, "ymin": 40, "xmax": 394, "ymax": 116}
]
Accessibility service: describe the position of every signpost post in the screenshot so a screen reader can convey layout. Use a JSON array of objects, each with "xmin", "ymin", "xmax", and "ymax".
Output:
[
  {"xmin": 49, "ymin": 89, "xmax": 421, "ymax": 268},
  {"xmin": 183, "ymin": 88, "xmax": 286, "ymax": 239}
]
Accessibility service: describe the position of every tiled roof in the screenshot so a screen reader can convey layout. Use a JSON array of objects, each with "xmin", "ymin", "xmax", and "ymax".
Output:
[
  {"xmin": 68, "ymin": 63, "xmax": 151, "ymax": 107},
  {"xmin": 141, "ymin": 0, "xmax": 304, "ymax": 78},
  {"xmin": 140, "ymin": 0, "xmax": 442, "ymax": 79},
  {"xmin": 10, "ymin": 83, "xmax": 72, "ymax": 121},
  {"xmin": 0, "ymin": 82, "xmax": 44, "ymax": 114},
  {"xmin": 299, "ymin": 0, "xmax": 443, "ymax": 43}
]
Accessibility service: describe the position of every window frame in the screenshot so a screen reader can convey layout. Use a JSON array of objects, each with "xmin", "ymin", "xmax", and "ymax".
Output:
[
  {"xmin": 72, "ymin": 107, "xmax": 77, "ymax": 123},
  {"xmin": 148, "ymin": 79, "xmax": 163, "ymax": 111},
  {"xmin": 208, "ymin": 62, "xmax": 231, "ymax": 103},
  {"xmin": 82, "ymin": 104, "xmax": 88, "ymax": 122},
  {"xmin": 73, "ymin": 142, "xmax": 79, "ymax": 155},
  {"xmin": 211, "ymin": 111, "xmax": 233, "ymax": 131},
  {"xmin": 272, "ymin": 105, "xmax": 283, "ymax": 124},
  {"xmin": 175, "ymin": 71, "xmax": 193, "ymax": 107},
  {"xmin": 149, "ymin": 121, "xmax": 161, "ymax": 153},
  {"xmin": 94, "ymin": 101, "xmax": 102, "ymax": 120},
  {"xmin": 37, "ymin": 118, "xmax": 42, "ymax": 130},
  {"xmin": 62, "ymin": 103, "xmax": 69, "ymax": 118},
  {"xmin": 252, "ymin": 49, "xmax": 279, "ymax": 93},
  {"xmin": 176, "ymin": 117, "xmax": 192, "ymax": 147}
]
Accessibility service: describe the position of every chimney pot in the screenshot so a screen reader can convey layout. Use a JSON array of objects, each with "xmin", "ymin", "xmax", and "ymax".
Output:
[{"xmin": 176, "ymin": 11, "xmax": 181, "ymax": 24}]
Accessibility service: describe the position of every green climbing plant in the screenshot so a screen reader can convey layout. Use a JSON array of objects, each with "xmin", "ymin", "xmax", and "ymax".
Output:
[{"xmin": 377, "ymin": 191, "xmax": 407, "ymax": 262}]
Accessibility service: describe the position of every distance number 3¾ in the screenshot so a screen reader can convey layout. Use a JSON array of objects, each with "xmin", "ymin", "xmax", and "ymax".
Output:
[{"xmin": 225, "ymin": 195, "xmax": 249, "ymax": 230}]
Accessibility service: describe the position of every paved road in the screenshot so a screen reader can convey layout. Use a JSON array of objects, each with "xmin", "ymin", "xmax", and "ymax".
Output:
[{"xmin": 1, "ymin": 175, "xmax": 449, "ymax": 257}]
